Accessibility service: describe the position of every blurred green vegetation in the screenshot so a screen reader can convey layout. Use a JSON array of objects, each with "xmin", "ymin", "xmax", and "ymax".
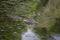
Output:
[
  {"xmin": 0, "ymin": 14, "xmax": 27, "ymax": 40},
  {"xmin": 0, "ymin": 0, "xmax": 60, "ymax": 40},
  {"xmin": 33, "ymin": 0, "xmax": 60, "ymax": 40}
]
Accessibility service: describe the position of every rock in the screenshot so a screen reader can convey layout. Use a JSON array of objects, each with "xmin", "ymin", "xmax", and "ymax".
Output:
[
  {"xmin": 6, "ymin": 14, "xmax": 22, "ymax": 21},
  {"xmin": 23, "ymin": 18, "xmax": 37, "ymax": 25}
]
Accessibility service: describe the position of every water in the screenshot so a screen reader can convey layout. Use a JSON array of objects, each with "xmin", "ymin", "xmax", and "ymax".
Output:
[
  {"xmin": 48, "ymin": 34, "xmax": 60, "ymax": 40},
  {"xmin": 22, "ymin": 25, "xmax": 40, "ymax": 40},
  {"xmin": 52, "ymin": 34, "xmax": 60, "ymax": 40},
  {"xmin": 21, "ymin": 24, "xmax": 60, "ymax": 40}
]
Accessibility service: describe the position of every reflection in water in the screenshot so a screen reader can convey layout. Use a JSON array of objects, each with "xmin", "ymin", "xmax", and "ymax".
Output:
[{"xmin": 22, "ymin": 25, "xmax": 40, "ymax": 40}]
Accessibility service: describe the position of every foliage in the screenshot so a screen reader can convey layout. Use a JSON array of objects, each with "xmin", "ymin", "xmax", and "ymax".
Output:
[
  {"xmin": 49, "ymin": 17, "xmax": 60, "ymax": 33},
  {"xmin": 0, "ymin": 0, "xmax": 60, "ymax": 40},
  {"xmin": 33, "ymin": 0, "xmax": 60, "ymax": 40}
]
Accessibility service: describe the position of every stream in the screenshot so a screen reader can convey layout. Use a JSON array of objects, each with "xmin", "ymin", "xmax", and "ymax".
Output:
[
  {"xmin": 51, "ymin": 34, "xmax": 60, "ymax": 40},
  {"xmin": 22, "ymin": 25, "xmax": 40, "ymax": 40},
  {"xmin": 21, "ymin": 25, "xmax": 60, "ymax": 40}
]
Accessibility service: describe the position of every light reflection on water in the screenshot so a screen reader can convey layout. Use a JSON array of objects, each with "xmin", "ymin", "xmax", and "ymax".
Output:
[{"xmin": 22, "ymin": 29, "xmax": 40, "ymax": 40}]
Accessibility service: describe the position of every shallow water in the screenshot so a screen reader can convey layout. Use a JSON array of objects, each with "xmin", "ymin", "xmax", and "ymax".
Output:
[
  {"xmin": 52, "ymin": 34, "xmax": 60, "ymax": 40},
  {"xmin": 22, "ymin": 25, "xmax": 40, "ymax": 40},
  {"xmin": 22, "ymin": 29, "xmax": 40, "ymax": 40}
]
